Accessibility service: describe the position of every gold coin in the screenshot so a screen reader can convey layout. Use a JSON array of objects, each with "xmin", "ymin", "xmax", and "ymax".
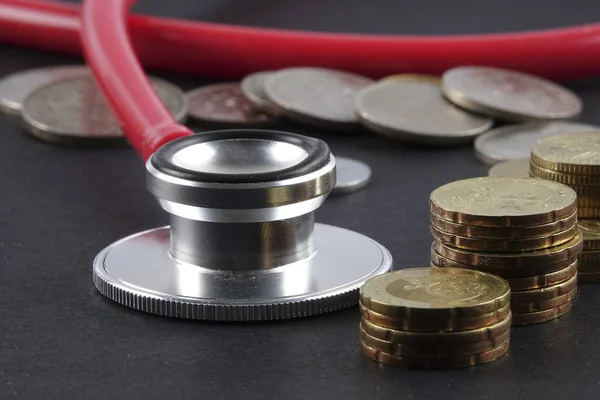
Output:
[
  {"xmin": 380, "ymin": 74, "xmax": 440, "ymax": 83},
  {"xmin": 577, "ymin": 208, "xmax": 600, "ymax": 219},
  {"xmin": 430, "ymin": 212, "xmax": 577, "ymax": 240},
  {"xmin": 509, "ymin": 274, "xmax": 577, "ymax": 303},
  {"xmin": 578, "ymin": 250, "xmax": 600, "ymax": 263},
  {"xmin": 511, "ymin": 301, "xmax": 573, "ymax": 326},
  {"xmin": 577, "ymin": 272, "xmax": 600, "ymax": 283},
  {"xmin": 510, "ymin": 287, "xmax": 577, "ymax": 313},
  {"xmin": 430, "ymin": 177, "xmax": 577, "ymax": 227},
  {"xmin": 360, "ymin": 339, "xmax": 509, "ymax": 368},
  {"xmin": 360, "ymin": 315, "xmax": 511, "ymax": 346},
  {"xmin": 430, "ymin": 224, "xmax": 577, "ymax": 252},
  {"xmin": 360, "ymin": 267, "xmax": 510, "ymax": 319},
  {"xmin": 531, "ymin": 131, "xmax": 600, "ymax": 175},
  {"xmin": 430, "ymin": 249, "xmax": 579, "ymax": 280},
  {"xmin": 530, "ymin": 162, "xmax": 600, "ymax": 186},
  {"xmin": 578, "ymin": 260, "xmax": 600, "ymax": 272},
  {"xmin": 359, "ymin": 302, "xmax": 511, "ymax": 333},
  {"xmin": 578, "ymin": 220, "xmax": 600, "ymax": 251},
  {"xmin": 488, "ymin": 159, "xmax": 531, "ymax": 178},
  {"xmin": 359, "ymin": 326, "xmax": 510, "ymax": 358},
  {"xmin": 504, "ymin": 259, "xmax": 578, "ymax": 290},
  {"xmin": 577, "ymin": 196, "xmax": 600, "ymax": 209},
  {"xmin": 432, "ymin": 231, "xmax": 582, "ymax": 270}
]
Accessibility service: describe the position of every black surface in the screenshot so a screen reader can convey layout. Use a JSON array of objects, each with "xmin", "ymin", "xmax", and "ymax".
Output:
[{"xmin": 3, "ymin": 1, "xmax": 600, "ymax": 399}]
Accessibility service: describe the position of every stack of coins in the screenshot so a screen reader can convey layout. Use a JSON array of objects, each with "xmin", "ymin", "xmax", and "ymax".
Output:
[
  {"xmin": 359, "ymin": 267, "xmax": 511, "ymax": 368},
  {"xmin": 429, "ymin": 177, "xmax": 582, "ymax": 326},
  {"xmin": 530, "ymin": 132, "xmax": 600, "ymax": 282}
]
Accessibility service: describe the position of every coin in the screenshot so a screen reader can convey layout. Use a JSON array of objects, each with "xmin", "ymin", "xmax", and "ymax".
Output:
[
  {"xmin": 360, "ymin": 315, "xmax": 511, "ymax": 346},
  {"xmin": 359, "ymin": 326, "xmax": 510, "ymax": 357},
  {"xmin": 240, "ymin": 71, "xmax": 280, "ymax": 116},
  {"xmin": 578, "ymin": 262, "xmax": 600, "ymax": 273},
  {"xmin": 430, "ymin": 177, "xmax": 577, "ymax": 227},
  {"xmin": 380, "ymin": 74, "xmax": 441, "ymax": 83},
  {"xmin": 186, "ymin": 83, "xmax": 274, "ymax": 125},
  {"xmin": 576, "ymin": 193, "xmax": 600, "ymax": 209},
  {"xmin": 579, "ymin": 250, "xmax": 600, "ymax": 263},
  {"xmin": 577, "ymin": 272, "xmax": 600, "ymax": 283},
  {"xmin": 430, "ymin": 224, "xmax": 577, "ymax": 252},
  {"xmin": 577, "ymin": 208, "xmax": 600, "ymax": 219},
  {"xmin": 510, "ymin": 274, "xmax": 577, "ymax": 303},
  {"xmin": 359, "ymin": 300, "xmax": 511, "ymax": 333},
  {"xmin": 504, "ymin": 260, "xmax": 578, "ymax": 291},
  {"xmin": 531, "ymin": 131, "xmax": 600, "ymax": 175},
  {"xmin": 22, "ymin": 75, "xmax": 187, "ymax": 143},
  {"xmin": 331, "ymin": 156, "xmax": 371, "ymax": 195},
  {"xmin": 430, "ymin": 211, "xmax": 577, "ymax": 240},
  {"xmin": 510, "ymin": 287, "xmax": 577, "ymax": 314},
  {"xmin": 442, "ymin": 66, "xmax": 582, "ymax": 121},
  {"xmin": 530, "ymin": 163, "xmax": 600, "ymax": 186},
  {"xmin": 0, "ymin": 65, "xmax": 88, "ymax": 116},
  {"xmin": 511, "ymin": 301, "xmax": 572, "ymax": 326},
  {"xmin": 432, "ymin": 232, "xmax": 582, "ymax": 270},
  {"xmin": 360, "ymin": 339, "xmax": 509, "ymax": 368},
  {"xmin": 355, "ymin": 80, "xmax": 492, "ymax": 145},
  {"xmin": 360, "ymin": 267, "xmax": 510, "ymax": 319},
  {"xmin": 488, "ymin": 159, "xmax": 530, "ymax": 178},
  {"xmin": 474, "ymin": 122, "xmax": 600, "ymax": 165},
  {"xmin": 264, "ymin": 67, "xmax": 373, "ymax": 130},
  {"xmin": 578, "ymin": 220, "xmax": 600, "ymax": 251}
]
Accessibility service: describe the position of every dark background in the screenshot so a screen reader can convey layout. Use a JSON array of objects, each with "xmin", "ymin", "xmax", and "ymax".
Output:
[{"xmin": 2, "ymin": 1, "xmax": 600, "ymax": 399}]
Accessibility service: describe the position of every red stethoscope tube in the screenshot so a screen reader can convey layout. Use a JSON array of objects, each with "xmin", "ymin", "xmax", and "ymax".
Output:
[{"xmin": 3, "ymin": 0, "xmax": 600, "ymax": 160}]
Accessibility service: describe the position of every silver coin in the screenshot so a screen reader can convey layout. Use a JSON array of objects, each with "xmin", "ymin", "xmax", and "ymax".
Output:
[
  {"xmin": 442, "ymin": 66, "xmax": 583, "ymax": 121},
  {"xmin": 355, "ymin": 80, "xmax": 493, "ymax": 145},
  {"xmin": 488, "ymin": 159, "xmax": 531, "ymax": 178},
  {"xmin": 0, "ymin": 65, "xmax": 88, "ymax": 116},
  {"xmin": 332, "ymin": 156, "xmax": 372, "ymax": 195},
  {"xmin": 474, "ymin": 121, "xmax": 599, "ymax": 165},
  {"xmin": 187, "ymin": 82, "xmax": 274, "ymax": 125},
  {"xmin": 240, "ymin": 71, "xmax": 280, "ymax": 116},
  {"xmin": 22, "ymin": 75, "xmax": 187, "ymax": 143},
  {"xmin": 265, "ymin": 67, "xmax": 373, "ymax": 130}
]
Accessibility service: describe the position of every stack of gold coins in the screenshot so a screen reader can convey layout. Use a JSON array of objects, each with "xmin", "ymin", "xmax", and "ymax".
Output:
[
  {"xmin": 359, "ymin": 267, "xmax": 511, "ymax": 368},
  {"xmin": 429, "ymin": 177, "xmax": 582, "ymax": 326},
  {"xmin": 530, "ymin": 132, "xmax": 600, "ymax": 282}
]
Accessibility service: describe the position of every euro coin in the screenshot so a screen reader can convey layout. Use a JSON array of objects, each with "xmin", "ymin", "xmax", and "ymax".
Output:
[
  {"xmin": 510, "ymin": 287, "xmax": 577, "ymax": 313},
  {"xmin": 360, "ymin": 339, "xmax": 509, "ymax": 368},
  {"xmin": 530, "ymin": 162, "xmax": 600, "ymax": 186},
  {"xmin": 430, "ymin": 177, "xmax": 577, "ymax": 227},
  {"xmin": 488, "ymin": 159, "xmax": 530, "ymax": 178},
  {"xmin": 511, "ymin": 302, "xmax": 573, "ymax": 326},
  {"xmin": 442, "ymin": 66, "xmax": 582, "ymax": 121},
  {"xmin": 578, "ymin": 220, "xmax": 600, "ymax": 251},
  {"xmin": 531, "ymin": 131, "xmax": 600, "ymax": 175},
  {"xmin": 509, "ymin": 274, "xmax": 577, "ymax": 303},
  {"xmin": 504, "ymin": 260, "xmax": 578, "ymax": 290}
]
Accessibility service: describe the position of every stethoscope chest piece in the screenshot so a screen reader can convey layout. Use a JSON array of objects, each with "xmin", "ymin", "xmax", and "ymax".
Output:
[{"xmin": 93, "ymin": 130, "xmax": 392, "ymax": 321}]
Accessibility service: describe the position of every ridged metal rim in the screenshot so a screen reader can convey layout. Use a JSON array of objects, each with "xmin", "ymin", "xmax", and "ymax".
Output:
[{"xmin": 530, "ymin": 162, "xmax": 600, "ymax": 186}]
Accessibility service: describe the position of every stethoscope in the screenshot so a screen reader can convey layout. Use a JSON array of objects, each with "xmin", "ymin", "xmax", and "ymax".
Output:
[{"xmin": 3, "ymin": 0, "xmax": 600, "ymax": 321}]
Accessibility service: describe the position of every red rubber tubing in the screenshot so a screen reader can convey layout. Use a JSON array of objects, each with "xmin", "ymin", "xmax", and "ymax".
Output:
[
  {"xmin": 2, "ymin": 0, "xmax": 600, "ymax": 82},
  {"xmin": 80, "ymin": 0, "xmax": 192, "ymax": 160}
]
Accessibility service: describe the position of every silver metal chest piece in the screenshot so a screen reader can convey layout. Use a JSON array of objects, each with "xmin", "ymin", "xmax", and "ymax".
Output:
[{"xmin": 93, "ymin": 130, "xmax": 392, "ymax": 321}]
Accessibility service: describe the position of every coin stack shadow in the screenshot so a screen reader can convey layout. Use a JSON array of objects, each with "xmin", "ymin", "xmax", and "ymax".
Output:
[
  {"xmin": 429, "ymin": 177, "xmax": 582, "ymax": 326},
  {"xmin": 359, "ymin": 267, "xmax": 511, "ymax": 368},
  {"xmin": 530, "ymin": 132, "xmax": 600, "ymax": 282}
]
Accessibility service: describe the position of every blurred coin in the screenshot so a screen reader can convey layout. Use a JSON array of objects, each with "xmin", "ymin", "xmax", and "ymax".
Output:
[
  {"xmin": 0, "ymin": 65, "xmax": 88, "ymax": 116},
  {"xmin": 359, "ymin": 326, "xmax": 510, "ymax": 357},
  {"xmin": 22, "ymin": 75, "xmax": 187, "ymax": 144},
  {"xmin": 442, "ymin": 66, "xmax": 582, "ymax": 121},
  {"xmin": 264, "ymin": 67, "xmax": 373, "ymax": 130},
  {"xmin": 510, "ymin": 274, "xmax": 577, "ymax": 303},
  {"xmin": 240, "ymin": 71, "xmax": 280, "ymax": 116},
  {"xmin": 360, "ymin": 314, "xmax": 511, "ymax": 346},
  {"xmin": 380, "ymin": 74, "xmax": 440, "ymax": 83},
  {"xmin": 577, "ymin": 272, "xmax": 600, "ymax": 283},
  {"xmin": 360, "ymin": 267, "xmax": 510, "ymax": 319},
  {"xmin": 430, "ymin": 224, "xmax": 577, "ymax": 252},
  {"xmin": 331, "ymin": 156, "xmax": 371, "ymax": 195},
  {"xmin": 187, "ymin": 83, "xmax": 274, "ymax": 125},
  {"xmin": 578, "ymin": 220, "xmax": 600, "ymax": 251},
  {"xmin": 430, "ymin": 211, "xmax": 577, "ymax": 240},
  {"xmin": 488, "ymin": 159, "xmax": 530, "ymax": 178},
  {"xmin": 430, "ymin": 177, "xmax": 577, "ymax": 228},
  {"xmin": 432, "ymin": 232, "xmax": 582, "ymax": 271},
  {"xmin": 531, "ymin": 131, "xmax": 600, "ymax": 175},
  {"xmin": 360, "ymin": 339, "xmax": 509, "ymax": 368},
  {"xmin": 511, "ymin": 301, "xmax": 572, "ymax": 326},
  {"xmin": 355, "ymin": 79, "xmax": 492, "ymax": 145},
  {"xmin": 474, "ymin": 122, "xmax": 599, "ymax": 165},
  {"xmin": 578, "ymin": 262, "xmax": 600, "ymax": 273},
  {"xmin": 359, "ymin": 302, "xmax": 511, "ymax": 333},
  {"xmin": 577, "ymin": 208, "xmax": 600, "ymax": 219},
  {"xmin": 504, "ymin": 260, "xmax": 578, "ymax": 291},
  {"xmin": 511, "ymin": 288, "xmax": 577, "ymax": 314},
  {"xmin": 579, "ymin": 250, "xmax": 600, "ymax": 263}
]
